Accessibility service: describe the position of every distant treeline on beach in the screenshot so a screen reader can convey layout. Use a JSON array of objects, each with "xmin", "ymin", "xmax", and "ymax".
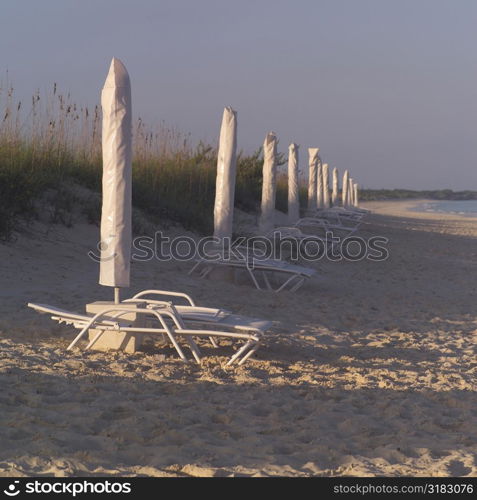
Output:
[{"xmin": 359, "ymin": 189, "xmax": 477, "ymax": 201}]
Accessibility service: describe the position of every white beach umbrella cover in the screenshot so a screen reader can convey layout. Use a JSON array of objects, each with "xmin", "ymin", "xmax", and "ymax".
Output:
[
  {"xmin": 259, "ymin": 132, "xmax": 278, "ymax": 233},
  {"xmin": 213, "ymin": 107, "xmax": 238, "ymax": 243},
  {"xmin": 342, "ymin": 169, "xmax": 349, "ymax": 207},
  {"xmin": 354, "ymin": 182, "xmax": 359, "ymax": 207},
  {"xmin": 332, "ymin": 167, "xmax": 339, "ymax": 206},
  {"xmin": 287, "ymin": 143, "xmax": 300, "ymax": 224},
  {"xmin": 99, "ymin": 57, "xmax": 132, "ymax": 290},
  {"xmin": 316, "ymin": 162, "xmax": 323, "ymax": 209},
  {"xmin": 348, "ymin": 177, "xmax": 354, "ymax": 206},
  {"xmin": 307, "ymin": 148, "xmax": 319, "ymax": 211},
  {"xmin": 322, "ymin": 162, "xmax": 330, "ymax": 208}
]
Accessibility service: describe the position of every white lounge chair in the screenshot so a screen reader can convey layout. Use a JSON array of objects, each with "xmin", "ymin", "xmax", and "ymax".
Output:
[
  {"xmin": 321, "ymin": 207, "xmax": 369, "ymax": 229},
  {"xmin": 340, "ymin": 206, "xmax": 370, "ymax": 214},
  {"xmin": 317, "ymin": 207, "xmax": 369, "ymax": 222},
  {"xmin": 27, "ymin": 301, "xmax": 268, "ymax": 366},
  {"xmin": 189, "ymin": 250, "xmax": 316, "ymax": 292},
  {"xmin": 267, "ymin": 226, "xmax": 329, "ymax": 243},
  {"xmin": 265, "ymin": 227, "xmax": 339, "ymax": 257},
  {"xmin": 296, "ymin": 216, "xmax": 359, "ymax": 237}
]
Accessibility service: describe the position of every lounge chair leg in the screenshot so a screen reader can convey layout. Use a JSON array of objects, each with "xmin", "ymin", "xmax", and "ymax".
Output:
[
  {"xmin": 188, "ymin": 261, "xmax": 202, "ymax": 275},
  {"xmin": 186, "ymin": 338, "xmax": 202, "ymax": 364},
  {"xmin": 247, "ymin": 268, "xmax": 262, "ymax": 290},
  {"xmin": 289, "ymin": 277, "xmax": 306, "ymax": 293},
  {"xmin": 262, "ymin": 271, "xmax": 273, "ymax": 290},
  {"xmin": 67, "ymin": 318, "xmax": 97, "ymax": 350},
  {"xmin": 166, "ymin": 336, "xmax": 188, "ymax": 362},
  {"xmin": 85, "ymin": 330, "xmax": 104, "ymax": 350},
  {"xmin": 237, "ymin": 342, "xmax": 260, "ymax": 365},
  {"xmin": 151, "ymin": 316, "xmax": 189, "ymax": 362},
  {"xmin": 209, "ymin": 336, "xmax": 219, "ymax": 348},
  {"xmin": 275, "ymin": 274, "xmax": 299, "ymax": 293},
  {"xmin": 200, "ymin": 266, "xmax": 213, "ymax": 279},
  {"xmin": 226, "ymin": 340, "xmax": 254, "ymax": 366}
]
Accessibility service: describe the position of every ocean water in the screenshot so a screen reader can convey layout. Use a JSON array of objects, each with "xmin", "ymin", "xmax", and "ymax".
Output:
[{"xmin": 418, "ymin": 200, "xmax": 477, "ymax": 217}]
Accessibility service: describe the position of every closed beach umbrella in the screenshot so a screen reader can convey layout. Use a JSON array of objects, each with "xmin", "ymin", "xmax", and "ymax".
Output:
[
  {"xmin": 342, "ymin": 169, "xmax": 349, "ymax": 207},
  {"xmin": 354, "ymin": 182, "xmax": 359, "ymax": 207},
  {"xmin": 332, "ymin": 167, "xmax": 339, "ymax": 206},
  {"xmin": 213, "ymin": 107, "xmax": 238, "ymax": 243},
  {"xmin": 259, "ymin": 132, "xmax": 278, "ymax": 233},
  {"xmin": 348, "ymin": 177, "xmax": 354, "ymax": 206},
  {"xmin": 322, "ymin": 163, "xmax": 330, "ymax": 208},
  {"xmin": 99, "ymin": 57, "xmax": 132, "ymax": 303},
  {"xmin": 307, "ymin": 148, "xmax": 319, "ymax": 211},
  {"xmin": 287, "ymin": 143, "xmax": 300, "ymax": 224},
  {"xmin": 317, "ymin": 161, "xmax": 323, "ymax": 209}
]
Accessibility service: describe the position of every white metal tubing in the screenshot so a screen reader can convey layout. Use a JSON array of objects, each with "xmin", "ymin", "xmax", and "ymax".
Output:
[{"xmin": 131, "ymin": 289, "xmax": 196, "ymax": 306}]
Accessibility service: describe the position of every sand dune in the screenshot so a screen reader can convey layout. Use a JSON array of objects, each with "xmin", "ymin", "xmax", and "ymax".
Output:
[{"xmin": 0, "ymin": 200, "xmax": 476, "ymax": 476}]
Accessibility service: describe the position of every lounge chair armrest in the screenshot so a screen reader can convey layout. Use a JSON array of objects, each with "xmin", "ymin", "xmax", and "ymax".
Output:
[{"xmin": 129, "ymin": 289, "xmax": 196, "ymax": 306}]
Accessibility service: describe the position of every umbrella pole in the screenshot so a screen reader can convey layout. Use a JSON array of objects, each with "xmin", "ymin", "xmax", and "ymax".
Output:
[{"xmin": 114, "ymin": 287, "xmax": 120, "ymax": 304}]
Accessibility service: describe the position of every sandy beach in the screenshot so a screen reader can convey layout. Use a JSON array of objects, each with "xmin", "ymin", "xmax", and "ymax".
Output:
[{"xmin": 0, "ymin": 199, "xmax": 476, "ymax": 477}]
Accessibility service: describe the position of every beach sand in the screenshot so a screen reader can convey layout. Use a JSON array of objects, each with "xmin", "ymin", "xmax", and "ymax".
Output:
[{"xmin": 0, "ymin": 200, "xmax": 476, "ymax": 477}]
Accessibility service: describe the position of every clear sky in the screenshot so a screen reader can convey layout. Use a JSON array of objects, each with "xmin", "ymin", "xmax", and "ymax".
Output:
[{"xmin": 1, "ymin": 0, "xmax": 476, "ymax": 189}]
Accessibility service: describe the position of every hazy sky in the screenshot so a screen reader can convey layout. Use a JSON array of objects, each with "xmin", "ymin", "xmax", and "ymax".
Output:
[{"xmin": 1, "ymin": 0, "xmax": 476, "ymax": 189}]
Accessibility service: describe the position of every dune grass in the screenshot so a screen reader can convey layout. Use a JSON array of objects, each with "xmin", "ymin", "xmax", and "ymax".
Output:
[{"xmin": 0, "ymin": 82, "xmax": 292, "ymax": 239}]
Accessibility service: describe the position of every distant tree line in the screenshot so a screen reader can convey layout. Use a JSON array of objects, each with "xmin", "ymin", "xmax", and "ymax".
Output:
[{"xmin": 359, "ymin": 189, "xmax": 477, "ymax": 201}]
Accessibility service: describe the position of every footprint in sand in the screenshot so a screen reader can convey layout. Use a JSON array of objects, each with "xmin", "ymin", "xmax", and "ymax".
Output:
[{"xmin": 447, "ymin": 459, "xmax": 472, "ymax": 477}]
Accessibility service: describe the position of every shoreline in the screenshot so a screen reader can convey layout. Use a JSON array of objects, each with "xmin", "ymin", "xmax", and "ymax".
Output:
[{"xmin": 361, "ymin": 199, "xmax": 477, "ymax": 221}]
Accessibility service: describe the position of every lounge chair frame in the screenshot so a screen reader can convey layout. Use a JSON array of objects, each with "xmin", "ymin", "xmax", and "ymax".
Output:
[{"xmin": 27, "ymin": 302, "xmax": 264, "ymax": 366}]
